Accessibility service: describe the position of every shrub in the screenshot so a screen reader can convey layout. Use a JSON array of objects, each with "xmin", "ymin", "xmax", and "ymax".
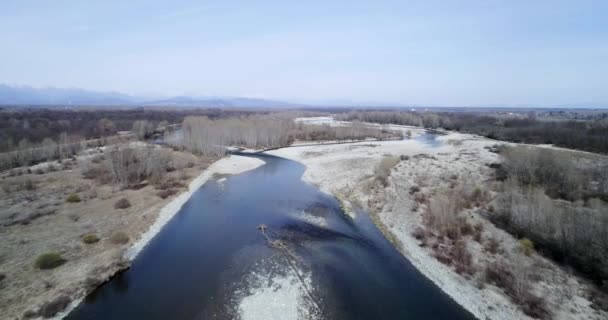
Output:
[
  {"xmin": 451, "ymin": 240, "xmax": 474, "ymax": 275},
  {"xmin": 66, "ymin": 193, "xmax": 81, "ymax": 203},
  {"xmin": 34, "ymin": 252, "xmax": 66, "ymax": 269},
  {"xmin": 473, "ymin": 222, "xmax": 484, "ymax": 242},
  {"xmin": 110, "ymin": 231, "xmax": 129, "ymax": 244},
  {"xmin": 374, "ymin": 156, "xmax": 400, "ymax": 187},
  {"xmin": 519, "ymin": 290, "xmax": 550, "ymax": 319},
  {"xmin": 39, "ymin": 294, "xmax": 71, "ymax": 318},
  {"xmin": 24, "ymin": 179, "xmax": 36, "ymax": 191},
  {"xmin": 409, "ymin": 185, "xmax": 421, "ymax": 195},
  {"xmin": 519, "ymin": 238, "xmax": 535, "ymax": 256},
  {"xmin": 114, "ymin": 198, "xmax": 131, "ymax": 209},
  {"xmin": 589, "ymin": 286, "xmax": 608, "ymax": 311},
  {"xmin": 82, "ymin": 234, "xmax": 100, "ymax": 244},
  {"xmin": 0, "ymin": 272, "xmax": 5, "ymax": 282},
  {"xmin": 484, "ymin": 237, "xmax": 500, "ymax": 254},
  {"xmin": 157, "ymin": 188, "xmax": 178, "ymax": 199},
  {"xmin": 484, "ymin": 261, "xmax": 513, "ymax": 289},
  {"xmin": 414, "ymin": 192, "xmax": 427, "ymax": 204},
  {"xmin": 459, "ymin": 218, "xmax": 473, "ymax": 236},
  {"xmin": 412, "ymin": 226, "xmax": 427, "ymax": 241}
]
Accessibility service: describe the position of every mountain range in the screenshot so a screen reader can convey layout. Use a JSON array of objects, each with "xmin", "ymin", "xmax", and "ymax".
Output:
[{"xmin": 0, "ymin": 84, "xmax": 300, "ymax": 108}]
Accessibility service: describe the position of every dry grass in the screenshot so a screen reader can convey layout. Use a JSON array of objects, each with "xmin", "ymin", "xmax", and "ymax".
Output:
[{"xmin": 374, "ymin": 155, "xmax": 401, "ymax": 187}]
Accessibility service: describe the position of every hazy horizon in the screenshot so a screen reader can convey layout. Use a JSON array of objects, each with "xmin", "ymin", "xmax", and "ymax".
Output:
[{"xmin": 1, "ymin": 1, "xmax": 607, "ymax": 107}]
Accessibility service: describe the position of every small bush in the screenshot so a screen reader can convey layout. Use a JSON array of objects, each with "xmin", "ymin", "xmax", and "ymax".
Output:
[
  {"xmin": 110, "ymin": 231, "xmax": 129, "ymax": 244},
  {"xmin": 34, "ymin": 252, "xmax": 66, "ymax": 269},
  {"xmin": 484, "ymin": 237, "xmax": 500, "ymax": 254},
  {"xmin": 412, "ymin": 226, "xmax": 427, "ymax": 241},
  {"xmin": 114, "ymin": 198, "xmax": 131, "ymax": 209},
  {"xmin": 519, "ymin": 238, "xmax": 535, "ymax": 256},
  {"xmin": 39, "ymin": 294, "xmax": 71, "ymax": 318},
  {"xmin": 157, "ymin": 188, "xmax": 178, "ymax": 199},
  {"xmin": 374, "ymin": 156, "xmax": 400, "ymax": 187},
  {"xmin": 66, "ymin": 193, "xmax": 81, "ymax": 203},
  {"xmin": 24, "ymin": 179, "xmax": 36, "ymax": 191},
  {"xmin": 484, "ymin": 261, "xmax": 513, "ymax": 289},
  {"xmin": 0, "ymin": 272, "xmax": 6, "ymax": 282},
  {"xmin": 473, "ymin": 222, "xmax": 484, "ymax": 242},
  {"xmin": 459, "ymin": 218, "xmax": 474, "ymax": 236},
  {"xmin": 414, "ymin": 192, "xmax": 427, "ymax": 204},
  {"xmin": 451, "ymin": 240, "xmax": 474, "ymax": 275},
  {"xmin": 589, "ymin": 286, "xmax": 608, "ymax": 311},
  {"xmin": 409, "ymin": 185, "xmax": 421, "ymax": 195},
  {"xmin": 82, "ymin": 234, "xmax": 100, "ymax": 244}
]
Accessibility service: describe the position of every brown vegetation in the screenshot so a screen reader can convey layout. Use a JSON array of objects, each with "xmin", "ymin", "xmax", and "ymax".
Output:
[
  {"xmin": 493, "ymin": 146, "xmax": 608, "ymax": 287},
  {"xmin": 114, "ymin": 198, "xmax": 131, "ymax": 209},
  {"xmin": 374, "ymin": 156, "xmax": 400, "ymax": 187},
  {"xmin": 337, "ymin": 110, "xmax": 608, "ymax": 154}
]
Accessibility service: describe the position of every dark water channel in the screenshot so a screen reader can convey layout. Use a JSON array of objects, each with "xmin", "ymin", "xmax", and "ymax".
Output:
[{"xmin": 66, "ymin": 133, "xmax": 475, "ymax": 320}]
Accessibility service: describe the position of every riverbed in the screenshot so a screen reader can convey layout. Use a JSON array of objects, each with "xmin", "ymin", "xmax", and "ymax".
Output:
[{"xmin": 66, "ymin": 136, "xmax": 475, "ymax": 319}]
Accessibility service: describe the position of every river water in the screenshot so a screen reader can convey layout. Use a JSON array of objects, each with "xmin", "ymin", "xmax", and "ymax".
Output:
[{"xmin": 66, "ymin": 133, "xmax": 474, "ymax": 320}]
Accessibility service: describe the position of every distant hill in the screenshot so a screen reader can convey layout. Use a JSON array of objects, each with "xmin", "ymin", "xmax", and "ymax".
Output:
[
  {"xmin": 0, "ymin": 84, "xmax": 299, "ymax": 108},
  {"xmin": 144, "ymin": 96, "xmax": 299, "ymax": 108},
  {"xmin": 0, "ymin": 84, "xmax": 135, "ymax": 106}
]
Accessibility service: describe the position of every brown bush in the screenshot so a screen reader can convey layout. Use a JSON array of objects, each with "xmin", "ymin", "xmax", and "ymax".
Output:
[
  {"xmin": 484, "ymin": 260, "xmax": 550, "ymax": 319},
  {"xmin": 374, "ymin": 156, "xmax": 400, "ymax": 187},
  {"xmin": 451, "ymin": 240, "xmax": 474, "ymax": 275},
  {"xmin": 589, "ymin": 286, "xmax": 608, "ymax": 311},
  {"xmin": 473, "ymin": 222, "xmax": 484, "ymax": 242},
  {"xmin": 459, "ymin": 218, "xmax": 474, "ymax": 236},
  {"xmin": 114, "ymin": 198, "xmax": 131, "ymax": 209},
  {"xmin": 414, "ymin": 192, "xmax": 427, "ymax": 204},
  {"xmin": 157, "ymin": 188, "xmax": 178, "ymax": 199},
  {"xmin": 39, "ymin": 294, "xmax": 71, "ymax": 318},
  {"xmin": 484, "ymin": 237, "xmax": 501, "ymax": 255},
  {"xmin": 519, "ymin": 291, "xmax": 550, "ymax": 319},
  {"xmin": 412, "ymin": 226, "xmax": 427, "ymax": 243},
  {"xmin": 484, "ymin": 261, "xmax": 513, "ymax": 289},
  {"xmin": 409, "ymin": 185, "xmax": 421, "ymax": 195}
]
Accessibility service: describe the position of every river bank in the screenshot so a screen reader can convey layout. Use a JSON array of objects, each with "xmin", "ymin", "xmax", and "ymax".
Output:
[
  {"xmin": 0, "ymin": 150, "xmax": 263, "ymax": 320},
  {"xmin": 267, "ymin": 125, "xmax": 606, "ymax": 320}
]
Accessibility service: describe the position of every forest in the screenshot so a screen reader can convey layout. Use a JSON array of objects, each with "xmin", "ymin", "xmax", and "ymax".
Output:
[{"xmin": 338, "ymin": 110, "xmax": 608, "ymax": 154}]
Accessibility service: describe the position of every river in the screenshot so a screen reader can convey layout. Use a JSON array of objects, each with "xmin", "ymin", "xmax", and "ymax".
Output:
[{"xmin": 66, "ymin": 133, "xmax": 474, "ymax": 320}]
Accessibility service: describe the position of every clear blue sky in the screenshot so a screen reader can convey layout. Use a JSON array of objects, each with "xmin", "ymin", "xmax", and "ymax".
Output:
[{"xmin": 1, "ymin": 0, "xmax": 607, "ymax": 106}]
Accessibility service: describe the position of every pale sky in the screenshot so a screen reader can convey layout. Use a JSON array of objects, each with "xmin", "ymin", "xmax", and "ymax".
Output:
[{"xmin": 1, "ymin": 0, "xmax": 607, "ymax": 106}]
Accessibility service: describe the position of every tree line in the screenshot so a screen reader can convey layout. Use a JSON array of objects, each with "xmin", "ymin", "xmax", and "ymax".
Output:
[
  {"xmin": 171, "ymin": 115, "xmax": 402, "ymax": 156},
  {"xmin": 337, "ymin": 110, "xmax": 608, "ymax": 154},
  {"xmin": 493, "ymin": 146, "xmax": 608, "ymax": 288}
]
